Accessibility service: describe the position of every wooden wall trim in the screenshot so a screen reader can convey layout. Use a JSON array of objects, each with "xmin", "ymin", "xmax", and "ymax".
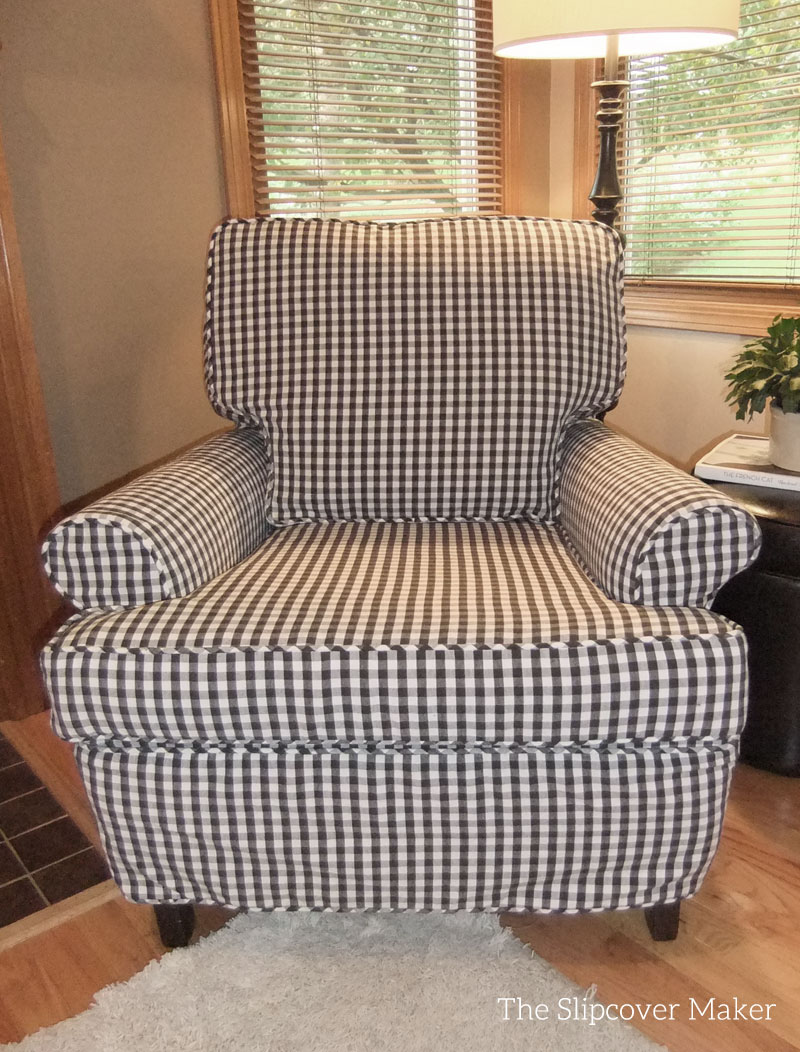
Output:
[{"xmin": 0, "ymin": 127, "xmax": 62, "ymax": 719}]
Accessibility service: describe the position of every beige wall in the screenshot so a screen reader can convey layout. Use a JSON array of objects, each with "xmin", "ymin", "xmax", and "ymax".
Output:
[
  {"xmin": 1, "ymin": 0, "xmax": 225, "ymax": 503},
  {"xmin": 547, "ymin": 62, "xmax": 764, "ymax": 470},
  {"xmin": 610, "ymin": 328, "xmax": 765, "ymax": 470}
]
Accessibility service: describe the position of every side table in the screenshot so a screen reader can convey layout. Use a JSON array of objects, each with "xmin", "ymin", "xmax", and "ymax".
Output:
[{"xmin": 704, "ymin": 480, "xmax": 800, "ymax": 776}]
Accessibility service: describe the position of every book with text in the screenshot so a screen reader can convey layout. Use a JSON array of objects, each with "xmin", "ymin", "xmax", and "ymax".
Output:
[{"xmin": 695, "ymin": 433, "xmax": 800, "ymax": 492}]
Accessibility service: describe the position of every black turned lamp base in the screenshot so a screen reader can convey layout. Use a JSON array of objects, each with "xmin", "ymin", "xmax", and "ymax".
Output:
[
  {"xmin": 589, "ymin": 78, "xmax": 630, "ymax": 239},
  {"xmin": 644, "ymin": 901, "xmax": 681, "ymax": 941},
  {"xmin": 154, "ymin": 903, "xmax": 196, "ymax": 948}
]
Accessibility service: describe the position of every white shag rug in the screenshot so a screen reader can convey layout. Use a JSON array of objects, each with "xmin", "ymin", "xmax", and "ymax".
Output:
[{"xmin": 8, "ymin": 913, "xmax": 664, "ymax": 1051}]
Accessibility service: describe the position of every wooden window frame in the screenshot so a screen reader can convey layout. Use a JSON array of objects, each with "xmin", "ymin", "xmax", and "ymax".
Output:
[
  {"xmin": 208, "ymin": 2, "xmax": 797, "ymax": 334},
  {"xmin": 208, "ymin": 0, "xmax": 506, "ymax": 220},
  {"xmin": 573, "ymin": 60, "xmax": 800, "ymax": 337},
  {"xmin": 208, "ymin": 0, "xmax": 254, "ymax": 218}
]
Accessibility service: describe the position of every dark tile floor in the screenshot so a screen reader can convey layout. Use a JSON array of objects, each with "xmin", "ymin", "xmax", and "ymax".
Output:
[{"xmin": 0, "ymin": 729, "xmax": 109, "ymax": 928}]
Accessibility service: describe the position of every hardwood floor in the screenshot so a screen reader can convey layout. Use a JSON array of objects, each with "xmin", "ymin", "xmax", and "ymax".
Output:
[
  {"xmin": 0, "ymin": 713, "xmax": 798, "ymax": 1050},
  {"xmin": 505, "ymin": 763, "xmax": 800, "ymax": 1052},
  {"xmin": 0, "ymin": 889, "xmax": 232, "ymax": 1043}
]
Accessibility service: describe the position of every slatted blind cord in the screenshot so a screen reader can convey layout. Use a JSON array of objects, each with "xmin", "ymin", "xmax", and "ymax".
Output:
[
  {"xmin": 620, "ymin": 0, "xmax": 800, "ymax": 285},
  {"xmin": 236, "ymin": 0, "xmax": 502, "ymax": 219}
]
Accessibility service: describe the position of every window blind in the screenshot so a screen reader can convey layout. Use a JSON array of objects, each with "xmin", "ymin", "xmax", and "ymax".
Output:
[
  {"xmin": 236, "ymin": 0, "xmax": 502, "ymax": 218},
  {"xmin": 622, "ymin": 0, "xmax": 800, "ymax": 284}
]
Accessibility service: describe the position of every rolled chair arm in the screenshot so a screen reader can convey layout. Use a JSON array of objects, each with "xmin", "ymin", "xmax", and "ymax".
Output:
[
  {"xmin": 558, "ymin": 419, "xmax": 761, "ymax": 607},
  {"xmin": 43, "ymin": 428, "xmax": 272, "ymax": 609}
]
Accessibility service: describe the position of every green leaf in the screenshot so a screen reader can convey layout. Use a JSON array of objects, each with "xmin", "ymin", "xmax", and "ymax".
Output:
[{"xmin": 725, "ymin": 316, "xmax": 800, "ymax": 416}]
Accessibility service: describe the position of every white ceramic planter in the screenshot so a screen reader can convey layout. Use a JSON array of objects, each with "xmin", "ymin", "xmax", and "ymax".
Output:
[{"xmin": 770, "ymin": 403, "xmax": 800, "ymax": 472}]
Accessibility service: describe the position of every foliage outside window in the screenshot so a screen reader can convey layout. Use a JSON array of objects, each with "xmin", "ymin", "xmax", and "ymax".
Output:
[
  {"xmin": 235, "ymin": 0, "xmax": 502, "ymax": 218},
  {"xmin": 621, "ymin": 0, "xmax": 800, "ymax": 286}
]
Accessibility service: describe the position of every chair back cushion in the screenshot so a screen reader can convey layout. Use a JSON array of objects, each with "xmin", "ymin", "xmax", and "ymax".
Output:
[{"xmin": 204, "ymin": 216, "xmax": 625, "ymax": 524}]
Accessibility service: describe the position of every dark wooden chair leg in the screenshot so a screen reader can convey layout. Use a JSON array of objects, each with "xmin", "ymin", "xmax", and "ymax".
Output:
[
  {"xmin": 154, "ymin": 903, "xmax": 195, "ymax": 948},
  {"xmin": 644, "ymin": 901, "xmax": 681, "ymax": 941}
]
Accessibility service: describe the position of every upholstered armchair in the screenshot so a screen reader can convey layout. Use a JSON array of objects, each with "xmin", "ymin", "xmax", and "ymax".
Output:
[{"xmin": 40, "ymin": 217, "xmax": 760, "ymax": 947}]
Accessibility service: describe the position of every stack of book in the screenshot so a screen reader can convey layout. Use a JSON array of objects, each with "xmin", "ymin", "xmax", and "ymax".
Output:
[{"xmin": 695, "ymin": 434, "xmax": 800, "ymax": 493}]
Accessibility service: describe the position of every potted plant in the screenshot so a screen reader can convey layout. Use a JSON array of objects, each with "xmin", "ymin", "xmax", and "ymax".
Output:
[{"xmin": 725, "ymin": 314, "xmax": 800, "ymax": 472}]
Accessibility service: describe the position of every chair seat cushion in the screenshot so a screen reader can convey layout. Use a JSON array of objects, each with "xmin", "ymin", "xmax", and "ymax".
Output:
[{"xmin": 43, "ymin": 521, "xmax": 747, "ymax": 747}]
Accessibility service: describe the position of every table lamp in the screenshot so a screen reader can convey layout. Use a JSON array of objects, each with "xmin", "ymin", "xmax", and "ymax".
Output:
[{"xmin": 494, "ymin": 1, "xmax": 741, "ymax": 232}]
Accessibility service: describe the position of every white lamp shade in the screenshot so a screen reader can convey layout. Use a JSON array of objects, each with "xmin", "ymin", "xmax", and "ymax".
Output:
[{"xmin": 494, "ymin": 0, "xmax": 740, "ymax": 58}]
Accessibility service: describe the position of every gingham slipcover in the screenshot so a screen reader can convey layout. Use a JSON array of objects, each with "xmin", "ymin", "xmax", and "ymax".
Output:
[
  {"xmin": 40, "ymin": 217, "xmax": 760, "ymax": 916},
  {"xmin": 204, "ymin": 216, "xmax": 626, "ymax": 525},
  {"xmin": 42, "ymin": 428, "xmax": 272, "ymax": 610},
  {"xmin": 44, "ymin": 515, "xmax": 750, "ymax": 911}
]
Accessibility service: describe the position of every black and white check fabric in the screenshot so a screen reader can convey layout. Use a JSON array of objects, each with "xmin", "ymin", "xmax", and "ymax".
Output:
[
  {"xmin": 558, "ymin": 420, "xmax": 762, "ymax": 606},
  {"xmin": 45, "ymin": 518, "xmax": 748, "ymax": 911},
  {"xmin": 40, "ymin": 216, "xmax": 760, "ymax": 918},
  {"xmin": 204, "ymin": 216, "xmax": 626, "ymax": 525},
  {"xmin": 77, "ymin": 740, "xmax": 736, "ymax": 912},
  {"xmin": 42, "ymin": 519, "xmax": 745, "ymax": 749},
  {"xmin": 43, "ymin": 520, "xmax": 747, "ymax": 746},
  {"xmin": 43, "ymin": 429, "xmax": 272, "ymax": 609}
]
